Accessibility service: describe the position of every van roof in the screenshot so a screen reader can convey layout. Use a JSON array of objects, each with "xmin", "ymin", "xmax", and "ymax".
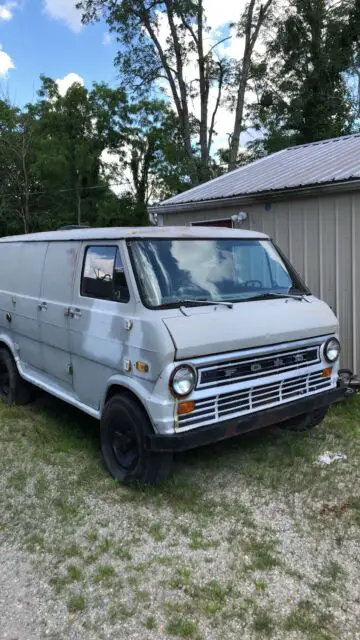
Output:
[{"xmin": 0, "ymin": 226, "xmax": 269, "ymax": 243}]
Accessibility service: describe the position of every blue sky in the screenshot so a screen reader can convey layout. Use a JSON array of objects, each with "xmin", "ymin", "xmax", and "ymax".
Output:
[
  {"xmin": 0, "ymin": 0, "xmax": 254, "ymax": 152},
  {"xmin": 0, "ymin": 0, "xmax": 118, "ymax": 105}
]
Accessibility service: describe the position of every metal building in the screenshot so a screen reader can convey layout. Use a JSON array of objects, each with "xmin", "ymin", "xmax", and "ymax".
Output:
[{"xmin": 151, "ymin": 134, "xmax": 360, "ymax": 372}]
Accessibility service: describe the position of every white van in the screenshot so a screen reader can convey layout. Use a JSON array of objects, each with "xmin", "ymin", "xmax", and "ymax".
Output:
[{"xmin": 0, "ymin": 227, "xmax": 345, "ymax": 485}]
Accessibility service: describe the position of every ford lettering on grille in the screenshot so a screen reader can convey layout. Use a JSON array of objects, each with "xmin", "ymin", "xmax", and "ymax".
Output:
[{"xmin": 199, "ymin": 346, "xmax": 320, "ymax": 388}]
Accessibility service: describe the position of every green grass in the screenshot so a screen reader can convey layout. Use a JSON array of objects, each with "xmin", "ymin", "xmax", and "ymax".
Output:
[
  {"xmin": 148, "ymin": 521, "xmax": 166, "ymax": 542},
  {"xmin": 114, "ymin": 545, "xmax": 132, "ymax": 561},
  {"xmin": 284, "ymin": 599, "xmax": 336, "ymax": 638},
  {"xmin": 188, "ymin": 530, "xmax": 218, "ymax": 551},
  {"xmin": 166, "ymin": 616, "xmax": 200, "ymax": 638},
  {"xmin": 67, "ymin": 594, "xmax": 86, "ymax": 613},
  {"xmin": 168, "ymin": 567, "xmax": 192, "ymax": 590},
  {"xmin": 67, "ymin": 565, "xmax": 82, "ymax": 582},
  {"xmin": 252, "ymin": 608, "xmax": 275, "ymax": 636},
  {"xmin": 108, "ymin": 602, "xmax": 135, "ymax": 622},
  {"xmin": 0, "ymin": 394, "xmax": 360, "ymax": 639},
  {"xmin": 93, "ymin": 564, "xmax": 116, "ymax": 584},
  {"xmin": 144, "ymin": 615, "xmax": 156, "ymax": 630},
  {"xmin": 255, "ymin": 579, "xmax": 266, "ymax": 591},
  {"xmin": 312, "ymin": 559, "xmax": 346, "ymax": 595},
  {"xmin": 243, "ymin": 537, "xmax": 280, "ymax": 571},
  {"xmin": 50, "ymin": 564, "xmax": 83, "ymax": 594},
  {"xmin": 7, "ymin": 469, "xmax": 27, "ymax": 491}
]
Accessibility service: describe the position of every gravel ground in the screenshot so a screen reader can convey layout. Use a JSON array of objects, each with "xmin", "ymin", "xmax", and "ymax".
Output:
[
  {"xmin": 0, "ymin": 546, "xmax": 67, "ymax": 640},
  {"xmin": 0, "ymin": 396, "xmax": 360, "ymax": 639}
]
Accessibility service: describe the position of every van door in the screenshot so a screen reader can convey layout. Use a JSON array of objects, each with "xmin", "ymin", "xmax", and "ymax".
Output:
[
  {"xmin": 11, "ymin": 241, "xmax": 48, "ymax": 372},
  {"xmin": 39, "ymin": 241, "xmax": 80, "ymax": 389},
  {"xmin": 0, "ymin": 243, "xmax": 21, "ymax": 344},
  {"xmin": 69, "ymin": 243, "xmax": 132, "ymax": 410}
]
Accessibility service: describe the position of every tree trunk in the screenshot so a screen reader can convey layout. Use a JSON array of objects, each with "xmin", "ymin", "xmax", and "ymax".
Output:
[
  {"xmin": 164, "ymin": 0, "xmax": 198, "ymax": 183},
  {"xmin": 76, "ymin": 191, "xmax": 81, "ymax": 226},
  {"xmin": 197, "ymin": 0, "xmax": 210, "ymax": 180},
  {"xmin": 228, "ymin": 0, "xmax": 274, "ymax": 171},
  {"xmin": 22, "ymin": 128, "xmax": 30, "ymax": 233}
]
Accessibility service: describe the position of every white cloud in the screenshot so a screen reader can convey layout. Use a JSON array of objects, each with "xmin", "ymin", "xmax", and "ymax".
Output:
[
  {"xmin": 103, "ymin": 32, "xmax": 113, "ymax": 46},
  {"xmin": 0, "ymin": 2, "xmax": 18, "ymax": 22},
  {"xmin": 0, "ymin": 46, "xmax": 14, "ymax": 75},
  {"xmin": 43, "ymin": 0, "xmax": 82, "ymax": 33},
  {"xmin": 205, "ymin": 0, "xmax": 247, "ymax": 30},
  {"xmin": 55, "ymin": 72, "xmax": 84, "ymax": 96},
  {"xmin": 0, "ymin": 5, "xmax": 12, "ymax": 20}
]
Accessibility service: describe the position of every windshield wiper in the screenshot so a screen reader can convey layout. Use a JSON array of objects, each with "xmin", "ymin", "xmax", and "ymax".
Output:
[
  {"xmin": 181, "ymin": 298, "xmax": 234, "ymax": 309},
  {"xmin": 243, "ymin": 292, "xmax": 307, "ymax": 302},
  {"xmin": 161, "ymin": 298, "xmax": 234, "ymax": 310}
]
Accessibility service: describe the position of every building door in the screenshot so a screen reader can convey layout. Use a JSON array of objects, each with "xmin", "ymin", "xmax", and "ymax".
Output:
[{"xmin": 192, "ymin": 219, "xmax": 233, "ymax": 228}]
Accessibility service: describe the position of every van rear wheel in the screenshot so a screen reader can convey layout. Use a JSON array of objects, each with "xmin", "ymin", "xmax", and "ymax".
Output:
[
  {"xmin": 100, "ymin": 394, "xmax": 173, "ymax": 487},
  {"xmin": 280, "ymin": 407, "xmax": 328, "ymax": 433},
  {"xmin": 0, "ymin": 348, "xmax": 33, "ymax": 405}
]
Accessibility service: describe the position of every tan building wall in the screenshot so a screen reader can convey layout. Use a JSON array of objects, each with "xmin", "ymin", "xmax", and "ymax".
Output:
[{"xmin": 163, "ymin": 191, "xmax": 360, "ymax": 373}]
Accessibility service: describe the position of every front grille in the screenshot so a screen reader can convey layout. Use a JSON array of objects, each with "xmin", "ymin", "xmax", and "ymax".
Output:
[
  {"xmin": 177, "ymin": 370, "xmax": 333, "ymax": 430},
  {"xmin": 197, "ymin": 345, "xmax": 320, "ymax": 389}
]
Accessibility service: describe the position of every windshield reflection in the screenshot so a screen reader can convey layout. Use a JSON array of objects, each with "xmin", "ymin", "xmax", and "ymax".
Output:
[{"xmin": 128, "ymin": 239, "xmax": 306, "ymax": 309}]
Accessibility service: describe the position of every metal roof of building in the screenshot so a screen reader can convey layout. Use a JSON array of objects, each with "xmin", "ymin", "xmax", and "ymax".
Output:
[{"xmin": 155, "ymin": 133, "xmax": 360, "ymax": 211}]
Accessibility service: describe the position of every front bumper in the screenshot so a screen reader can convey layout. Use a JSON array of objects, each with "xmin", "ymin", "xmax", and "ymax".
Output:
[{"xmin": 146, "ymin": 386, "xmax": 346, "ymax": 452}]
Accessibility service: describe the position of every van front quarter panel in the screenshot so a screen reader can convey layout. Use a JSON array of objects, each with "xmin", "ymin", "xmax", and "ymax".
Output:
[{"xmin": 69, "ymin": 242, "xmax": 175, "ymax": 411}]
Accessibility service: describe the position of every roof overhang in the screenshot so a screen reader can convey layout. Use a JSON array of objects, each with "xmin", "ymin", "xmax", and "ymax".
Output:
[{"xmin": 150, "ymin": 178, "xmax": 360, "ymax": 216}]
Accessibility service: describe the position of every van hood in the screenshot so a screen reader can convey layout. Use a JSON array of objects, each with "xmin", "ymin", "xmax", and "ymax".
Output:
[{"xmin": 162, "ymin": 297, "xmax": 338, "ymax": 360}]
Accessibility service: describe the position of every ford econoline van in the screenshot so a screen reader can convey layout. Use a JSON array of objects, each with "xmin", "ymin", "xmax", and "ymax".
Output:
[{"xmin": 0, "ymin": 227, "xmax": 345, "ymax": 485}]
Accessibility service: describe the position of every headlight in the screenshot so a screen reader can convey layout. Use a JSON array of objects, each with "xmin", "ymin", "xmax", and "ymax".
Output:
[
  {"xmin": 324, "ymin": 338, "xmax": 340, "ymax": 363},
  {"xmin": 170, "ymin": 365, "xmax": 196, "ymax": 397}
]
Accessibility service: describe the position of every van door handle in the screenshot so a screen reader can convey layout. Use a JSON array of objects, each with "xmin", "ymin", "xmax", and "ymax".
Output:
[
  {"xmin": 38, "ymin": 301, "xmax": 48, "ymax": 311},
  {"xmin": 65, "ymin": 307, "xmax": 82, "ymax": 319}
]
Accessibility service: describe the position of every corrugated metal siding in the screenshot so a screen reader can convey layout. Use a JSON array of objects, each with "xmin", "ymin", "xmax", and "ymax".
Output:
[
  {"xmin": 163, "ymin": 190, "xmax": 360, "ymax": 373},
  {"xmin": 158, "ymin": 134, "xmax": 360, "ymax": 208}
]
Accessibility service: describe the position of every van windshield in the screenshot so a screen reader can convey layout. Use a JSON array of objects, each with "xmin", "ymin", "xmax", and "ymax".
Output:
[{"xmin": 127, "ymin": 238, "xmax": 308, "ymax": 309}]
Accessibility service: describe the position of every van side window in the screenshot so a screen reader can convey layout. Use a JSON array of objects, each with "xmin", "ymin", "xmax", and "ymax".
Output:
[{"xmin": 81, "ymin": 246, "xmax": 130, "ymax": 303}]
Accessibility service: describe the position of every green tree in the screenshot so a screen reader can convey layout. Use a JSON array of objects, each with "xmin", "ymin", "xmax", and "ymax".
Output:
[
  {"xmin": 77, "ymin": 0, "xmax": 276, "ymax": 180},
  {"xmin": 0, "ymin": 100, "xmax": 40, "ymax": 234},
  {"xmin": 103, "ymin": 98, "xmax": 200, "ymax": 220},
  {"xmin": 251, "ymin": 0, "xmax": 360, "ymax": 154},
  {"xmin": 30, "ymin": 76, "xmax": 129, "ymax": 227}
]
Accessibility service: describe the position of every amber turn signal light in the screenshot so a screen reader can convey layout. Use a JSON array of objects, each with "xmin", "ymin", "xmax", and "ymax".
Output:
[
  {"xmin": 136, "ymin": 361, "xmax": 149, "ymax": 373},
  {"xmin": 177, "ymin": 401, "xmax": 196, "ymax": 416},
  {"xmin": 322, "ymin": 368, "xmax": 332, "ymax": 378}
]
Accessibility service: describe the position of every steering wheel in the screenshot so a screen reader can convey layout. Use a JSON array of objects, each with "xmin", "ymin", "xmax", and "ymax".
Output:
[{"xmin": 244, "ymin": 280, "xmax": 263, "ymax": 289}]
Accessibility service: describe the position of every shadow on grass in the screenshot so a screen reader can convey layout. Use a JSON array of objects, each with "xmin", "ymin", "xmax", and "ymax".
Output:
[{"xmin": 5, "ymin": 389, "xmax": 359, "ymax": 509}]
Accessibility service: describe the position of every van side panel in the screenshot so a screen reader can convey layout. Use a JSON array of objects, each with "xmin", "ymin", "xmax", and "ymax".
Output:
[
  {"xmin": 0, "ymin": 243, "xmax": 21, "ymax": 340},
  {"xmin": 11, "ymin": 242, "xmax": 48, "ymax": 371},
  {"xmin": 39, "ymin": 241, "xmax": 80, "ymax": 388}
]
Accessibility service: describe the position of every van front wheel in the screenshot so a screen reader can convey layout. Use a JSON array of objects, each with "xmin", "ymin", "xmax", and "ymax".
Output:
[
  {"xmin": 100, "ymin": 394, "xmax": 173, "ymax": 487},
  {"xmin": 279, "ymin": 407, "xmax": 328, "ymax": 433},
  {"xmin": 0, "ymin": 348, "xmax": 33, "ymax": 405}
]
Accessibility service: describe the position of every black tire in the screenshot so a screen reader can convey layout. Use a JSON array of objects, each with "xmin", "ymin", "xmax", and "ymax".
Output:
[
  {"xmin": 279, "ymin": 407, "xmax": 328, "ymax": 433},
  {"xmin": 100, "ymin": 394, "xmax": 173, "ymax": 487},
  {"xmin": 0, "ymin": 348, "xmax": 33, "ymax": 405}
]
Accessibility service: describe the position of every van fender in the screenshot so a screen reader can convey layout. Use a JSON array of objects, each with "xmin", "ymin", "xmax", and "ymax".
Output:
[
  {"xmin": 101, "ymin": 374, "xmax": 154, "ymax": 415},
  {"xmin": 0, "ymin": 334, "xmax": 19, "ymax": 363},
  {"xmin": 101, "ymin": 374, "xmax": 175, "ymax": 435}
]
